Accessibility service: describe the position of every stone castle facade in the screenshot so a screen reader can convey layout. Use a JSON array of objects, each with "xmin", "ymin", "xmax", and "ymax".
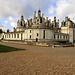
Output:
[{"xmin": 0, "ymin": 10, "xmax": 75, "ymax": 43}]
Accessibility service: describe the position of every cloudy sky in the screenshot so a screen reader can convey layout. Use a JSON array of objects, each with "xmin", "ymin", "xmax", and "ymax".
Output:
[{"xmin": 0, "ymin": 0, "xmax": 75, "ymax": 31}]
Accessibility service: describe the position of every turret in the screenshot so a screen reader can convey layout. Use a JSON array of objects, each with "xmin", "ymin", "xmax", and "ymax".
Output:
[
  {"xmin": 46, "ymin": 17, "xmax": 49, "ymax": 27},
  {"xmin": 46, "ymin": 17, "xmax": 48, "ymax": 22},
  {"xmin": 42, "ymin": 14, "xmax": 44, "ymax": 23},
  {"xmin": 17, "ymin": 19, "xmax": 20, "ymax": 27},
  {"xmin": 13, "ymin": 28, "xmax": 16, "ymax": 32},
  {"xmin": 21, "ymin": 15, "xmax": 24, "ymax": 21},
  {"xmin": 61, "ymin": 20, "xmax": 65, "ymax": 27},
  {"xmin": 54, "ymin": 17, "xmax": 56, "ymax": 22},
  {"xmin": 26, "ymin": 19, "xmax": 29, "ymax": 28},
  {"xmin": 29, "ymin": 19, "xmax": 32, "ymax": 27},
  {"xmin": 54, "ymin": 17, "xmax": 56, "ymax": 27},
  {"xmin": 57, "ymin": 19, "xmax": 59, "ymax": 28},
  {"xmin": 49, "ymin": 19, "xmax": 51, "ymax": 28},
  {"xmin": 34, "ymin": 11, "xmax": 36, "ymax": 19},
  {"xmin": 42, "ymin": 14, "xmax": 44, "ymax": 18},
  {"xmin": 38, "ymin": 10, "xmax": 41, "ymax": 17},
  {"xmin": 65, "ymin": 17, "xmax": 68, "ymax": 22}
]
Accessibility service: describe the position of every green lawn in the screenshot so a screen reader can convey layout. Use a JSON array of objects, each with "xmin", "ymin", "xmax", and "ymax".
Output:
[
  {"xmin": 0, "ymin": 40, "xmax": 2, "ymax": 42},
  {"xmin": 0, "ymin": 45, "xmax": 24, "ymax": 53}
]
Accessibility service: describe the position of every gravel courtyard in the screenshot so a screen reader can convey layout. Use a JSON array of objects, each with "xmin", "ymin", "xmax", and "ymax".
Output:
[{"xmin": 0, "ymin": 42, "xmax": 75, "ymax": 75}]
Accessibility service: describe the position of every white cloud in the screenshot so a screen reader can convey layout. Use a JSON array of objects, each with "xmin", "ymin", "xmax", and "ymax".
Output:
[
  {"xmin": 5, "ymin": 20, "xmax": 8, "ymax": 24},
  {"xmin": 7, "ymin": 17, "xmax": 17, "ymax": 27},
  {"xmin": 47, "ymin": 0, "xmax": 75, "ymax": 27},
  {"xmin": 49, "ymin": 16, "xmax": 54, "ymax": 21},
  {"xmin": 48, "ymin": 6, "xmax": 55, "ymax": 15},
  {"xmin": 0, "ymin": 0, "xmax": 53, "ymax": 19},
  {"xmin": 0, "ymin": 22, "xmax": 8, "ymax": 32},
  {"xmin": 4, "ymin": 17, "xmax": 17, "ymax": 28},
  {"xmin": 56, "ymin": 0, "xmax": 75, "ymax": 22},
  {"xmin": 8, "ymin": 17, "xmax": 14, "ymax": 22},
  {"xmin": 10, "ymin": 22, "xmax": 17, "ymax": 27}
]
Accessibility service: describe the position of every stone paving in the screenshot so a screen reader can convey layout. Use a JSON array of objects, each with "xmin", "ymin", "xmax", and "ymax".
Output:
[{"xmin": 0, "ymin": 42, "xmax": 75, "ymax": 75}]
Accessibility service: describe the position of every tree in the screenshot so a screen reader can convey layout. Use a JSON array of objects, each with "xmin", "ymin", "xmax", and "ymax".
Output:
[
  {"xmin": 0, "ymin": 29, "xmax": 3, "ymax": 33},
  {"xmin": 7, "ymin": 29, "xmax": 9, "ymax": 33}
]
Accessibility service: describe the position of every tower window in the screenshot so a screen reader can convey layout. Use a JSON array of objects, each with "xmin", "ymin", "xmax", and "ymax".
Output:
[
  {"xmin": 21, "ymin": 22, "xmax": 22, "ymax": 26},
  {"xmin": 57, "ymin": 35, "xmax": 59, "ymax": 39},
  {"xmin": 30, "ymin": 35, "xmax": 31, "ymax": 39},
  {"xmin": 43, "ymin": 30, "xmax": 45, "ymax": 39},
  {"xmin": 37, "ymin": 19, "xmax": 39, "ymax": 22},
  {"xmin": 54, "ymin": 34, "xmax": 55, "ymax": 39},
  {"xmin": 37, "ymin": 33, "xmax": 38, "ymax": 36},
  {"xmin": 63, "ymin": 36, "xmax": 65, "ymax": 39},
  {"xmin": 30, "ymin": 30, "xmax": 31, "ymax": 33},
  {"xmin": 17, "ymin": 34, "xmax": 19, "ymax": 38}
]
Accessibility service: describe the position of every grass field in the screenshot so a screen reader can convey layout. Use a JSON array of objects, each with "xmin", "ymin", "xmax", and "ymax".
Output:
[
  {"xmin": 0, "ymin": 40, "xmax": 2, "ymax": 42},
  {"xmin": 0, "ymin": 45, "xmax": 24, "ymax": 53}
]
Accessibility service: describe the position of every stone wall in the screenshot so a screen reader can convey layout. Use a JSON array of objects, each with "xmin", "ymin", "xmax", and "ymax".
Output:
[
  {"xmin": 24, "ymin": 29, "xmax": 53, "ymax": 42},
  {"xmin": 53, "ymin": 32, "xmax": 69, "ymax": 42}
]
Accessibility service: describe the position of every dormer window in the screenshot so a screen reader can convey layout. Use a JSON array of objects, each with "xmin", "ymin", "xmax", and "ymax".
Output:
[{"xmin": 37, "ymin": 19, "xmax": 39, "ymax": 22}]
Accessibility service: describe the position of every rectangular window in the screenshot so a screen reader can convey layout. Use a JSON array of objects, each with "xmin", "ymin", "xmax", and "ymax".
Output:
[
  {"xmin": 12, "ymin": 34, "xmax": 13, "ymax": 38},
  {"xmin": 17, "ymin": 34, "xmax": 19, "ymax": 38},
  {"xmin": 37, "ymin": 19, "xmax": 39, "ymax": 22},
  {"xmin": 30, "ymin": 35, "xmax": 31, "ymax": 39},
  {"xmin": 9, "ymin": 34, "xmax": 10, "ymax": 38},
  {"xmin": 63, "ymin": 36, "xmax": 65, "ymax": 39},
  {"xmin": 54, "ymin": 34, "xmax": 55, "ymax": 39},
  {"xmin": 30, "ymin": 30, "xmax": 31, "ymax": 33},
  {"xmin": 14, "ymin": 34, "xmax": 16, "ymax": 38},
  {"xmin": 57, "ymin": 35, "xmax": 59, "ymax": 39},
  {"xmin": 37, "ymin": 33, "xmax": 38, "ymax": 36},
  {"xmin": 43, "ymin": 30, "xmax": 45, "ymax": 39}
]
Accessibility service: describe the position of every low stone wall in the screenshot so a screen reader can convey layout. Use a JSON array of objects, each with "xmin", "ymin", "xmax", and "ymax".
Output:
[
  {"xmin": 2, "ymin": 41, "xmax": 73, "ymax": 47},
  {"xmin": 2, "ymin": 41, "xmax": 49, "ymax": 47}
]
